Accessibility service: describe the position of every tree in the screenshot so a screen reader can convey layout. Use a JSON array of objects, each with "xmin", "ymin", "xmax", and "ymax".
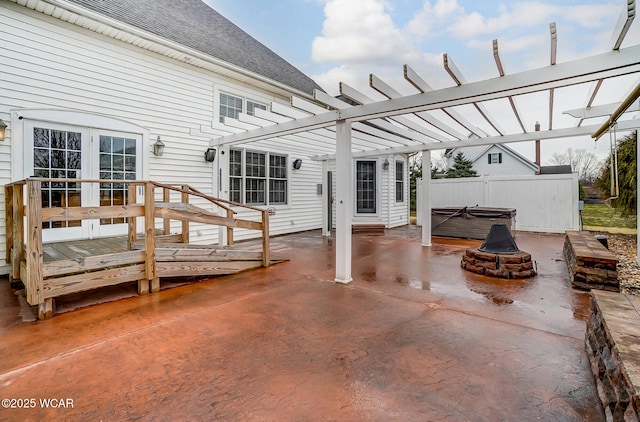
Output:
[
  {"xmin": 549, "ymin": 148, "xmax": 602, "ymax": 183},
  {"xmin": 446, "ymin": 152, "xmax": 478, "ymax": 178},
  {"xmin": 596, "ymin": 132, "xmax": 636, "ymax": 216}
]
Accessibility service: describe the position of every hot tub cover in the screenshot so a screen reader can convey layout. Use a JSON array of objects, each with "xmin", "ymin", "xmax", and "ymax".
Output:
[{"xmin": 431, "ymin": 207, "xmax": 516, "ymax": 219}]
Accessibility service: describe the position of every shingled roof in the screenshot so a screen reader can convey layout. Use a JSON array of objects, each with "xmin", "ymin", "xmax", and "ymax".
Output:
[{"xmin": 65, "ymin": 0, "xmax": 323, "ymax": 96}]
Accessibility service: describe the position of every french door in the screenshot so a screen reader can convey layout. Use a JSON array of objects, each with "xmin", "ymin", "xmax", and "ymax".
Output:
[{"xmin": 25, "ymin": 121, "xmax": 142, "ymax": 242}]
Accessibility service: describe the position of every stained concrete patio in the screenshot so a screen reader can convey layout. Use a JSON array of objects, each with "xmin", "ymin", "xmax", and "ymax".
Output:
[{"xmin": 0, "ymin": 227, "xmax": 604, "ymax": 421}]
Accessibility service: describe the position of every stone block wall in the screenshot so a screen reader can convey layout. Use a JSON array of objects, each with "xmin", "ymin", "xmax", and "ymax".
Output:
[
  {"xmin": 564, "ymin": 231, "xmax": 619, "ymax": 292},
  {"xmin": 586, "ymin": 291, "xmax": 640, "ymax": 421}
]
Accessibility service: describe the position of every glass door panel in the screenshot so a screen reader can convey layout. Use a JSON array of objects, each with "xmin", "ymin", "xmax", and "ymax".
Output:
[
  {"xmin": 25, "ymin": 122, "xmax": 142, "ymax": 241},
  {"xmin": 94, "ymin": 131, "xmax": 142, "ymax": 237},
  {"xmin": 26, "ymin": 122, "xmax": 91, "ymax": 242}
]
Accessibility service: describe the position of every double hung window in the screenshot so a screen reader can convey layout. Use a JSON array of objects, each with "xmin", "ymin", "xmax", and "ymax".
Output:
[{"xmin": 230, "ymin": 149, "xmax": 287, "ymax": 205}]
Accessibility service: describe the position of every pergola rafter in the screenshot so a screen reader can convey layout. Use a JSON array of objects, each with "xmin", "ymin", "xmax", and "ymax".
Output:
[{"xmin": 207, "ymin": 4, "xmax": 640, "ymax": 283}]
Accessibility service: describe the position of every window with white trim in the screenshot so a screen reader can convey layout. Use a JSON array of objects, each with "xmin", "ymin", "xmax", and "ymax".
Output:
[
  {"xmin": 488, "ymin": 152, "xmax": 502, "ymax": 164},
  {"xmin": 229, "ymin": 149, "xmax": 288, "ymax": 205},
  {"xmin": 356, "ymin": 160, "xmax": 376, "ymax": 213},
  {"xmin": 219, "ymin": 92, "xmax": 267, "ymax": 123},
  {"xmin": 395, "ymin": 161, "xmax": 404, "ymax": 202}
]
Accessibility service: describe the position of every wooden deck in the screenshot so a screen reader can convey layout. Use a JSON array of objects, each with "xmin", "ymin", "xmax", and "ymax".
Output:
[{"xmin": 5, "ymin": 179, "xmax": 275, "ymax": 319}]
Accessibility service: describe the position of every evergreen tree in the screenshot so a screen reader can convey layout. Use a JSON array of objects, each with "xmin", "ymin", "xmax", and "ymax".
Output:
[
  {"xmin": 596, "ymin": 132, "xmax": 636, "ymax": 216},
  {"xmin": 446, "ymin": 152, "xmax": 478, "ymax": 178}
]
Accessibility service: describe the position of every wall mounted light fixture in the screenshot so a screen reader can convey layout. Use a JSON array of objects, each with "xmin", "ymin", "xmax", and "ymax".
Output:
[
  {"xmin": 153, "ymin": 136, "xmax": 165, "ymax": 156},
  {"xmin": 382, "ymin": 158, "xmax": 389, "ymax": 170},
  {"xmin": 292, "ymin": 158, "xmax": 302, "ymax": 170},
  {"xmin": 204, "ymin": 147, "xmax": 217, "ymax": 162},
  {"xmin": 0, "ymin": 119, "xmax": 7, "ymax": 141}
]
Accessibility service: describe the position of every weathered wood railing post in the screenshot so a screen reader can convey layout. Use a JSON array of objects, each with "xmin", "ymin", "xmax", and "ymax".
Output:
[
  {"xmin": 5, "ymin": 185, "xmax": 13, "ymax": 265},
  {"xmin": 227, "ymin": 209, "xmax": 234, "ymax": 246},
  {"xmin": 262, "ymin": 209, "xmax": 270, "ymax": 268},
  {"xmin": 128, "ymin": 183, "xmax": 138, "ymax": 250},
  {"xmin": 144, "ymin": 182, "xmax": 159, "ymax": 293},
  {"xmin": 163, "ymin": 186, "xmax": 171, "ymax": 236},
  {"xmin": 25, "ymin": 180, "xmax": 49, "ymax": 319},
  {"xmin": 181, "ymin": 185, "xmax": 189, "ymax": 244},
  {"xmin": 11, "ymin": 184, "xmax": 24, "ymax": 286}
]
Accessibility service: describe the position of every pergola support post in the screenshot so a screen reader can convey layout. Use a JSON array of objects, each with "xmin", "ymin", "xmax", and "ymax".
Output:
[
  {"xmin": 335, "ymin": 120, "xmax": 352, "ymax": 283},
  {"xmin": 421, "ymin": 150, "xmax": 432, "ymax": 247}
]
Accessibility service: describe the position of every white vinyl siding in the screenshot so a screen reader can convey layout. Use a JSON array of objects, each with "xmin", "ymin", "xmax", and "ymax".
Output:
[{"xmin": 0, "ymin": 3, "xmax": 328, "ymax": 262}]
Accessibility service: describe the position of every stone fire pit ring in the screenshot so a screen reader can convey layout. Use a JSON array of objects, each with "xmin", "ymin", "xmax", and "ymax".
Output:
[{"xmin": 461, "ymin": 248, "xmax": 536, "ymax": 278}]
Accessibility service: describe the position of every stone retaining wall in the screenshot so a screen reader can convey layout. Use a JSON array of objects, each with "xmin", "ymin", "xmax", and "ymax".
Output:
[
  {"xmin": 586, "ymin": 291, "xmax": 640, "ymax": 421},
  {"xmin": 564, "ymin": 231, "xmax": 619, "ymax": 292}
]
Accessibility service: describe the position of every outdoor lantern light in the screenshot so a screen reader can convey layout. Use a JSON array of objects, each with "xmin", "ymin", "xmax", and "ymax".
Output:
[
  {"xmin": 382, "ymin": 158, "xmax": 389, "ymax": 170},
  {"xmin": 204, "ymin": 147, "xmax": 217, "ymax": 162},
  {"xmin": 292, "ymin": 158, "xmax": 302, "ymax": 170},
  {"xmin": 153, "ymin": 136, "xmax": 165, "ymax": 156},
  {"xmin": 0, "ymin": 119, "xmax": 6, "ymax": 141}
]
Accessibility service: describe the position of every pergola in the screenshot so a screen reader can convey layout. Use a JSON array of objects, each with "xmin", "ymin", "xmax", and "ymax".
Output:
[{"xmin": 209, "ymin": 1, "xmax": 640, "ymax": 283}]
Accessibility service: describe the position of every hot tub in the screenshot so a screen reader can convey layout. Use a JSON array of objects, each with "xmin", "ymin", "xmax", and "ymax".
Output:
[{"xmin": 431, "ymin": 206, "xmax": 516, "ymax": 240}]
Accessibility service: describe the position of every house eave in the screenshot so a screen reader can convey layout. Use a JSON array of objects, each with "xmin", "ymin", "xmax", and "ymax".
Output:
[{"xmin": 8, "ymin": 0, "xmax": 317, "ymax": 102}]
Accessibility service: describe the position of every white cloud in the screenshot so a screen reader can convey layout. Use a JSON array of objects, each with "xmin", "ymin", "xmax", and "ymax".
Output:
[
  {"xmin": 407, "ymin": 0, "xmax": 464, "ymax": 38},
  {"xmin": 564, "ymin": 4, "xmax": 620, "ymax": 28},
  {"xmin": 311, "ymin": 0, "xmax": 417, "ymax": 65}
]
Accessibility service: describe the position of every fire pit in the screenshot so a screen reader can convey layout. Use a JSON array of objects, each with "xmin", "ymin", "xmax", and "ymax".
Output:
[{"xmin": 461, "ymin": 224, "xmax": 536, "ymax": 279}]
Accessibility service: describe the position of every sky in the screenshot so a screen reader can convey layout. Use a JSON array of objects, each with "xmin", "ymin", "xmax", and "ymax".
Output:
[{"xmin": 205, "ymin": 0, "xmax": 639, "ymax": 167}]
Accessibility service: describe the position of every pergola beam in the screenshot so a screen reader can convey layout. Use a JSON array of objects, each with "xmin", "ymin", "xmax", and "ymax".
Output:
[
  {"xmin": 404, "ymin": 64, "xmax": 488, "ymax": 137},
  {"xmin": 339, "ymin": 82, "xmax": 451, "ymax": 142},
  {"xmin": 564, "ymin": 101, "xmax": 640, "ymax": 119},
  {"xmin": 493, "ymin": 39, "xmax": 527, "ymax": 133},
  {"xmin": 310, "ymin": 123, "xmax": 610, "ymax": 161},
  {"xmin": 579, "ymin": 1, "xmax": 635, "ymax": 126},
  {"xmin": 214, "ymin": 45, "xmax": 640, "ymax": 146},
  {"xmin": 369, "ymin": 74, "xmax": 467, "ymax": 139},
  {"xmin": 444, "ymin": 53, "xmax": 505, "ymax": 135},
  {"xmin": 609, "ymin": 0, "xmax": 636, "ymax": 50}
]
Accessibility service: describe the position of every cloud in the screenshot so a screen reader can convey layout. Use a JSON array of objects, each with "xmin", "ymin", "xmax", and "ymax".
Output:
[
  {"xmin": 407, "ymin": 0, "xmax": 464, "ymax": 37},
  {"xmin": 311, "ymin": 0, "xmax": 418, "ymax": 65}
]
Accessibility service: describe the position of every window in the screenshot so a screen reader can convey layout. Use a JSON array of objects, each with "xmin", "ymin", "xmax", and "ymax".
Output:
[
  {"xmin": 229, "ymin": 149, "xmax": 288, "ymax": 205},
  {"xmin": 356, "ymin": 160, "xmax": 376, "ymax": 213},
  {"xmin": 247, "ymin": 100, "xmax": 267, "ymax": 116},
  {"xmin": 488, "ymin": 152, "xmax": 502, "ymax": 164},
  {"xmin": 219, "ymin": 93, "xmax": 267, "ymax": 123},
  {"xmin": 395, "ymin": 161, "xmax": 404, "ymax": 202}
]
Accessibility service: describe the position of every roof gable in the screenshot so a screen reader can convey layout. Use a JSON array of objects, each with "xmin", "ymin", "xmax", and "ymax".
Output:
[
  {"xmin": 450, "ymin": 144, "xmax": 539, "ymax": 172},
  {"xmin": 65, "ymin": 0, "xmax": 323, "ymax": 96}
]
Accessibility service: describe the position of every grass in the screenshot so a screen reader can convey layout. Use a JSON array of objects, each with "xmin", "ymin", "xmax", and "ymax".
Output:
[{"xmin": 582, "ymin": 203, "xmax": 637, "ymax": 230}]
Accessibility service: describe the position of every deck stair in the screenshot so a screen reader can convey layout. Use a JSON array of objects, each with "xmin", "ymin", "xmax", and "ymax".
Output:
[{"xmin": 5, "ymin": 179, "xmax": 278, "ymax": 319}]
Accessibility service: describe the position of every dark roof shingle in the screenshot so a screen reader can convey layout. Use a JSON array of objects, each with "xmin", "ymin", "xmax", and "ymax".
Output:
[{"xmin": 66, "ymin": 0, "xmax": 323, "ymax": 95}]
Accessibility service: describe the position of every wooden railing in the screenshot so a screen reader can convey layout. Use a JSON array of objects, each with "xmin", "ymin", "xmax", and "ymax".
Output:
[{"xmin": 4, "ymin": 178, "xmax": 271, "ymax": 319}]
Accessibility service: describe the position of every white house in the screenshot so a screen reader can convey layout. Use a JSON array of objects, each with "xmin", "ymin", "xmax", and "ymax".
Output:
[
  {"xmin": 0, "ymin": 0, "xmax": 409, "ymax": 273},
  {"xmin": 445, "ymin": 144, "xmax": 539, "ymax": 176}
]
